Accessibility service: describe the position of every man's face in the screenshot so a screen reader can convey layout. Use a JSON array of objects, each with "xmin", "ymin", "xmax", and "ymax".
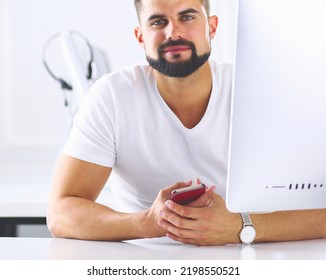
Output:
[{"xmin": 135, "ymin": 0, "xmax": 218, "ymax": 77}]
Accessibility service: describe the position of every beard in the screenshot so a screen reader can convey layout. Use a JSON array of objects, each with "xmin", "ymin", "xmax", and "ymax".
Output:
[{"xmin": 146, "ymin": 39, "xmax": 210, "ymax": 78}]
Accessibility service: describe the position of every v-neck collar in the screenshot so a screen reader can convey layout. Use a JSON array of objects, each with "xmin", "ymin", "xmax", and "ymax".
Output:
[{"xmin": 150, "ymin": 61, "xmax": 219, "ymax": 137}]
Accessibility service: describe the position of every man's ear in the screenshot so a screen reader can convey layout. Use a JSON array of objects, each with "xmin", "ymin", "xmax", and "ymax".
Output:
[
  {"xmin": 134, "ymin": 27, "xmax": 145, "ymax": 48},
  {"xmin": 208, "ymin": 15, "xmax": 218, "ymax": 40}
]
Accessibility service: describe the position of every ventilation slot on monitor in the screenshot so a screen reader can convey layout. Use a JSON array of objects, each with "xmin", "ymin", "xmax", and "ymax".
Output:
[{"xmin": 289, "ymin": 183, "xmax": 324, "ymax": 190}]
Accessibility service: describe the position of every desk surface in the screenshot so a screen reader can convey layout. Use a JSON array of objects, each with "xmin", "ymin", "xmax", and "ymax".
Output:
[
  {"xmin": 0, "ymin": 183, "xmax": 49, "ymax": 217},
  {"xmin": 0, "ymin": 237, "xmax": 325, "ymax": 260}
]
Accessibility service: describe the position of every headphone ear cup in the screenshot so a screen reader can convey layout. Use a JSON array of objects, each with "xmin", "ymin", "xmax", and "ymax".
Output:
[
  {"xmin": 58, "ymin": 79, "xmax": 73, "ymax": 90},
  {"xmin": 87, "ymin": 62, "xmax": 93, "ymax": 80}
]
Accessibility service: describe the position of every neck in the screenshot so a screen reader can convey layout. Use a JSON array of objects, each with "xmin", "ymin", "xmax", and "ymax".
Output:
[{"xmin": 154, "ymin": 61, "xmax": 213, "ymax": 129}]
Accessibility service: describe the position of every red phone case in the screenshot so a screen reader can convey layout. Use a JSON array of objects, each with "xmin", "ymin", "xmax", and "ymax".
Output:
[{"xmin": 170, "ymin": 184, "xmax": 206, "ymax": 205}]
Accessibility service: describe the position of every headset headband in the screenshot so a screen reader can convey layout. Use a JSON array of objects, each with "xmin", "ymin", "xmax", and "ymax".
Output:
[{"xmin": 42, "ymin": 31, "xmax": 94, "ymax": 92}]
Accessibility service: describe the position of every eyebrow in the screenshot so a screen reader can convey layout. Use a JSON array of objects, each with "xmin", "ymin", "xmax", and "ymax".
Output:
[
  {"xmin": 178, "ymin": 8, "xmax": 199, "ymax": 16},
  {"xmin": 147, "ymin": 8, "xmax": 199, "ymax": 22},
  {"xmin": 147, "ymin": 14, "xmax": 165, "ymax": 22}
]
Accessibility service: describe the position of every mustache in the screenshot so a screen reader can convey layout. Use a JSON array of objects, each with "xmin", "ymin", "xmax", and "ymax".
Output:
[{"xmin": 157, "ymin": 39, "xmax": 196, "ymax": 55}]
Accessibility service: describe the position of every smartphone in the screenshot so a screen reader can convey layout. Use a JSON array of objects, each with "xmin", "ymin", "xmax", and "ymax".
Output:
[{"xmin": 170, "ymin": 184, "xmax": 206, "ymax": 205}]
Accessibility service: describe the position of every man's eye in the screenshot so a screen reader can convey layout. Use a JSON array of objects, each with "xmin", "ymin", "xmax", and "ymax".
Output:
[
  {"xmin": 181, "ymin": 15, "xmax": 194, "ymax": 21},
  {"xmin": 152, "ymin": 19, "xmax": 167, "ymax": 26}
]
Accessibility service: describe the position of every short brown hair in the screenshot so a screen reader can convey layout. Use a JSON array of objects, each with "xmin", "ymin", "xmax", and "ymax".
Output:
[{"xmin": 134, "ymin": 0, "xmax": 211, "ymax": 21}]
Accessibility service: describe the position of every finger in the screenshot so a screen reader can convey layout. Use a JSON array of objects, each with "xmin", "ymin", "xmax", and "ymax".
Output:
[
  {"xmin": 210, "ymin": 191, "xmax": 225, "ymax": 205},
  {"xmin": 158, "ymin": 217, "xmax": 203, "ymax": 245},
  {"xmin": 158, "ymin": 209, "xmax": 210, "ymax": 245},
  {"xmin": 159, "ymin": 208, "xmax": 195, "ymax": 230},
  {"xmin": 158, "ymin": 217, "xmax": 196, "ymax": 240},
  {"xmin": 184, "ymin": 179, "xmax": 193, "ymax": 186},
  {"xmin": 165, "ymin": 200, "xmax": 202, "ymax": 219}
]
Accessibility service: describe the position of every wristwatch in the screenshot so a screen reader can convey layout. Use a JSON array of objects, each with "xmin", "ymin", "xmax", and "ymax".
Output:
[{"xmin": 239, "ymin": 213, "xmax": 256, "ymax": 245}]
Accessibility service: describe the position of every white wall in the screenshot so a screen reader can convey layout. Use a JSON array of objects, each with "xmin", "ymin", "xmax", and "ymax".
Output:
[{"xmin": 0, "ymin": 0, "xmax": 237, "ymax": 186}]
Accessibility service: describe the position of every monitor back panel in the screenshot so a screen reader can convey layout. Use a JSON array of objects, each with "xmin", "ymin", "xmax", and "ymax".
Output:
[{"xmin": 226, "ymin": 0, "xmax": 326, "ymax": 212}]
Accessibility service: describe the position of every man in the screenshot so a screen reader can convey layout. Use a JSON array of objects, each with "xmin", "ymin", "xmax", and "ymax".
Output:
[{"xmin": 47, "ymin": 0, "xmax": 326, "ymax": 245}]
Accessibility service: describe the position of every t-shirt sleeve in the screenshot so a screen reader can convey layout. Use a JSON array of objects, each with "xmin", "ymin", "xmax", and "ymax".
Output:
[{"xmin": 63, "ymin": 76, "xmax": 116, "ymax": 167}]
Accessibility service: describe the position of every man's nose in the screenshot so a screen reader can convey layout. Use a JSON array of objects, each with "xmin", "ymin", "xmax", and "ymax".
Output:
[{"xmin": 166, "ymin": 21, "xmax": 183, "ymax": 40}]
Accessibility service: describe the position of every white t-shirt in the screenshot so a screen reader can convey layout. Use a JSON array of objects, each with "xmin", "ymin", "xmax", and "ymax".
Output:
[{"xmin": 64, "ymin": 60, "xmax": 233, "ymax": 212}]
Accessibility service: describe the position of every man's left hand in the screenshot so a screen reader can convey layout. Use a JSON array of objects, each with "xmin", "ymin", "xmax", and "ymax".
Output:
[{"xmin": 158, "ymin": 192, "xmax": 242, "ymax": 245}]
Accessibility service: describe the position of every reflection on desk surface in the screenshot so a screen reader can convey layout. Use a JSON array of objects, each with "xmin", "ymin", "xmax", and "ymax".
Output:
[{"xmin": 0, "ymin": 237, "xmax": 325, "ymax": 260}]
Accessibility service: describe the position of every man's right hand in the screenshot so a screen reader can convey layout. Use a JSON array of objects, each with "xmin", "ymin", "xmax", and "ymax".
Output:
[
  {"xmin": 142, "ymin": 179, "xmax": 215, "ymax": 238},
  {"xmin": 142, "ymin": 180, "xmax": 193, "ymax": 238}
]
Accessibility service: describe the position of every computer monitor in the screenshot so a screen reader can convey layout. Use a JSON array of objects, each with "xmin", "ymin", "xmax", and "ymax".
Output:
[{"xmin": 226, "ymin": 0, "xmax": 326, "ymax": 212}]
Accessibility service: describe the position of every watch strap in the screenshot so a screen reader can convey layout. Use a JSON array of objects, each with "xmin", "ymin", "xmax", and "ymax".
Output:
[{"xmin": 240, "ymin": 213, "xmax": 253, "ymax": 227}]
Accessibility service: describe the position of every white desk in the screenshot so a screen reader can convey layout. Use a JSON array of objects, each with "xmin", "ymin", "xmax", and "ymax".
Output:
[
  {"xmin": 0, "ymin": 182, "xmax": 51, "ymax": 235},
  {"xmin": 0, "ymin": 183, "xmax": 49, "ymax": 236},
  {"xmin": 0, "ymin": 183, "xmax": 49, "ymax": 217},
  {"xmin": 0, "ymin": 237, "xmax": 325, "ymax": 260}
]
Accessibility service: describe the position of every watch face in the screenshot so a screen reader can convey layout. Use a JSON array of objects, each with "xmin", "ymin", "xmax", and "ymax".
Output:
[{"xmin": 240, "ymin": 226, "xmax": 256, "ymax": 244}]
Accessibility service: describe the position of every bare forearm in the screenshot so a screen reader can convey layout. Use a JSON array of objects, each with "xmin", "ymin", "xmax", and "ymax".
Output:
[
  {"xmin": 157, "ymin": 192, "xmax": 326, "ymax": 245},
  {"xmin": 252, "ymin": 209, "xmax": 326, "ymax": 243},
  {"xmin": 47, "ymin": 196, "xmax": 151, "ymax": 241}
]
